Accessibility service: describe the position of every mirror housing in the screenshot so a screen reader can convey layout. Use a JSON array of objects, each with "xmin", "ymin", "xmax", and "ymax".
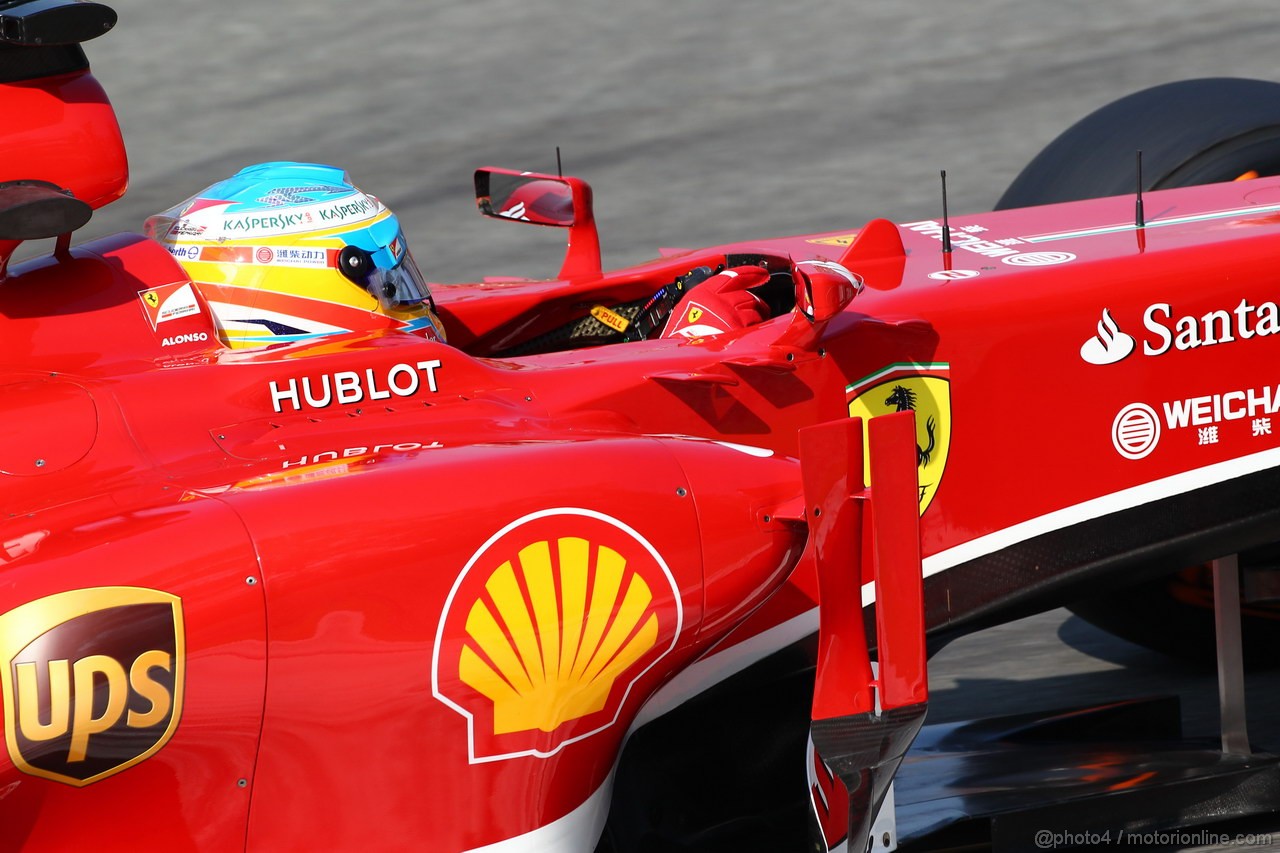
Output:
[
  {"xmin": 475, "ymin": 168, "xmax": 602, "ymax": 280},
  {"xmin": 795, "ymin": 260, "xmax": 860, "ymax": 324}
]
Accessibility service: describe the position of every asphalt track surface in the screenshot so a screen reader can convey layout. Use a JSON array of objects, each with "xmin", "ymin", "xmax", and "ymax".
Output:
[{"xmin": 62, "ymin": 2, "xmax": 1280, "ymax": 850}]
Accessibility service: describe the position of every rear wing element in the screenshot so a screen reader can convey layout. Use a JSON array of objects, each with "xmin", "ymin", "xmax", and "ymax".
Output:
[
  {"xmin": 799, "ymin": 412, "xmax": 927, "ymax": 851},
  {"xmin": 0, "ymin": 1, "xmax": 124, "ymax": 274}
]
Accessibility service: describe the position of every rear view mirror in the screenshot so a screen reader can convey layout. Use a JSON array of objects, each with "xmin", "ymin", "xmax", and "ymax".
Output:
[
  {"xmin": 475, "ymin": 168, "xmax": 602, "ymax": 279},
  {"xmin": 476, "ymin": 171, "xmax": 576, "ymax": 226}
]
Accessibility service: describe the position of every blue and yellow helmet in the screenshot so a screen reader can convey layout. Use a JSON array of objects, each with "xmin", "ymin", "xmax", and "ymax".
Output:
[{"xmin": 145, "ymin": 162, "xmax": 444, "ymax": 348}]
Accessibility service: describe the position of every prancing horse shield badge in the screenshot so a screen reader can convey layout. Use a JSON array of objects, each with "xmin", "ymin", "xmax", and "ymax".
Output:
[{"xmin": 847, "ymin": 362, "xmax": 952, "ymax": 514}]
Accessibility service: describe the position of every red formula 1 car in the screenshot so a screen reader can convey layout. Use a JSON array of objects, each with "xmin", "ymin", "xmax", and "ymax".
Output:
[{"xmin": 5, "ymin": 4, "xmax": 1280, "ymax": 852}]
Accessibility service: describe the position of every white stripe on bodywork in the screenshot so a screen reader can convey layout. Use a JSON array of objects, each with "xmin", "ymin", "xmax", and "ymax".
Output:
[
  {"xmin": 464, "ymin": 768, "xmax": 615, "ymax": 852},
  {"xmin": 631, "ymin": 607, "xmax": 822, "ymax": 729},
  {"xmin": 1022, "ymin": 201, "xmax": 1280, "ymax": 243},
  {"xmin": 921, "ymin": 444, "xmax": 1280, "ymax": 577}
]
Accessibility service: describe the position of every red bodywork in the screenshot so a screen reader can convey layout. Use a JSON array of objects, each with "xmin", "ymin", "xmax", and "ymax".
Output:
[{"xmin": 3, "ymin": 32, "xmax": 1280, "ymax": 853}]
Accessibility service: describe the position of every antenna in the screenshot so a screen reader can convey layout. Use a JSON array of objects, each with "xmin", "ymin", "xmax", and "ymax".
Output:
[
  {"xmin": 940, "ymin": 170, "xmax": 953, "ymax": 261},
  {"xmin": 556, "ymin": 147, "xmax": 563, "ymax": 178},
  {"xmin": 1135, "ymin": 150, "xmax": 1145, "ymax": 229}
]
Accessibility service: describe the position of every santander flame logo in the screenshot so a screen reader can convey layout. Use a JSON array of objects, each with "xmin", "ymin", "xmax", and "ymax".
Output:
[{"xmin": 1080, "ymin": 309, "xmax": 1135, "ymax": 365}]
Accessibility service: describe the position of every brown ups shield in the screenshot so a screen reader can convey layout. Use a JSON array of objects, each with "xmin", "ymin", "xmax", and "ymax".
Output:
[{"xmin": 0, "ymin": 587, "xmax": 185, "ymax": 786}]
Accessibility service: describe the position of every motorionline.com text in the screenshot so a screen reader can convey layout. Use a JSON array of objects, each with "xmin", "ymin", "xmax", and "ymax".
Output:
[{"xmin": 1034, "ymin": 828, "xmax": 1274, "ymax": 848}]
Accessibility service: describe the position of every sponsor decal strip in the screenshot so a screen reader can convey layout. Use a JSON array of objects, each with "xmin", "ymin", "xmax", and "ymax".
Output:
[
  {"xmin": 138, "ymin": 282, "xmax": 200, "ymax": 329},
  {"xmin": 1161, "ymin": 384, "xmax": 1280, "ymax": 430},
  {"xmin": 1023, "ymin": 201, "xmax": 1280, "ymax": 243},
  {"xmin": 1082, "ymin": 299, "xmax": 1280, "ymax": 366},
  {"xmin": 901, "ymin": 221, "xmax": 1023, "ymax": 258},
  {"xmin": 1111, "ymin": 383, "xmax": 1280, "ymax": 458},
  {"xmin": 269, "ymin": 360, "xmax": 443, "ymax": 413}
]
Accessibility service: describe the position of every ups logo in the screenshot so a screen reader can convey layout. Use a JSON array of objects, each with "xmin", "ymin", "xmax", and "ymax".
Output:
[{"xmin": 0, "ymin": 587, "xmax": 185, "ymax": 786}]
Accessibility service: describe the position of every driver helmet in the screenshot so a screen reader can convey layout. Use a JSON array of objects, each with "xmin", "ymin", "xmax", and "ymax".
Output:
[{"xmin": 145, "ymin": 162, "xmax": 444, "ymax": 348}]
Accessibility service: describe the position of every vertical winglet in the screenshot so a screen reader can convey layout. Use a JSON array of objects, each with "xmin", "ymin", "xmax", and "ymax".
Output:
[
  {"xmin": 868, "ymin": 412, "xmax": 927, "ymax": 709},
  {"xmin": 800, "ymin": 416, "xmax": 875, "ymax": 721},
  {"xmin": 803, "ymin": 410, "xmax": 928, "ymax": 853},
  {"xmin": 800, "ymin": 410, "xmax": 926, "ymax": 719}
]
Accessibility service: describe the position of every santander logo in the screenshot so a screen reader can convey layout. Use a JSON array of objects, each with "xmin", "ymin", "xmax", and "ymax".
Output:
[
  {"xmin": 1080, "ymin": 309, "xmax": 1135, "ymax": 365},
  {"xmin": 1082, "ymin": 297, "xmax": 1280, "ymax": 365}
]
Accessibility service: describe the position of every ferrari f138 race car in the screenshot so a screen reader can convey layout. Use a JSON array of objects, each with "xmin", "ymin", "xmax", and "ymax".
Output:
[{"xmin": 5, "ymin": 2, "xmax": 1280, "ymax": 851}]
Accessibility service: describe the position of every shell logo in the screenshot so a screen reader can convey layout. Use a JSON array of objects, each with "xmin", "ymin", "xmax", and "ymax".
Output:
[{"xmin": 433, "ymin": 509, "xmax": 682, "ymax": 762}]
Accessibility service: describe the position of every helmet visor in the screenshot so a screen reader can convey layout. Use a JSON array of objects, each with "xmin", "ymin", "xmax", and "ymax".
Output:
[
  {"xmin": 339, "ymin": 230, "xmax": 432, "ymax": 310},
  {"xmin": 367, "ymin": 250, "xmax": 431, "ymax": 309}
]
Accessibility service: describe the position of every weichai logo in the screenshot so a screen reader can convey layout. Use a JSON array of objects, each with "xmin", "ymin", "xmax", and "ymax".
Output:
[
  {"xmin": 0, "ymin": 587, "xmax": 185, "ymax": 786},
  {"xmin": 433, "ymin": 509, "xmax": 681, "ymax": 762}
]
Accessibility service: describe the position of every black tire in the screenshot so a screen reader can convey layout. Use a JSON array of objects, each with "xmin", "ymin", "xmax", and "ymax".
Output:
[
  {"xmin": 996, "ymin": 77, "xmax": 1280, "ymax": 210},
  {"xmin": 1000, "ymin": 78, "xmax": 1280, "ymax": 665},
  {"xmin": 1068, "ymin": 567, "xmax": 1280, "ymax": 670}
]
